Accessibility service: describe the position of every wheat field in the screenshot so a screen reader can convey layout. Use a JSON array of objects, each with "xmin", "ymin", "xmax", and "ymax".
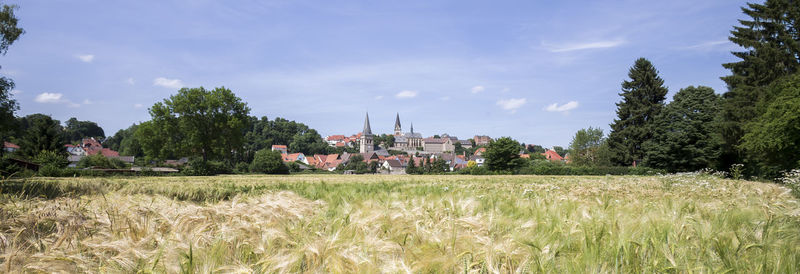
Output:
[{"xmin": 1, "ymin": 174, "xmax": 799, "ymax": 273}]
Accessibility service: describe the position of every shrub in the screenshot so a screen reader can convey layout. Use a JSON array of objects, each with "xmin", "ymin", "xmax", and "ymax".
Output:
[
  {"xmin": 249, "ymin": 149, "xmax": 289, "ymax": 174},
  {"xmin": 234, "ymin": 162, "xmax": 250, "ymax": 174},
  {"xmin": 37, "ymin": 165, "xmax": 63, "ymax": 177},
  {"xmin": 183, "ymin": 159, "xmax": 232, "ymax": 176},
  {"xmin": 33, "ymin": 150, "xmax": 69, "ymax": 168},
  {"xmin": 77, "ymin": 154, "xmax": 127, "ymax": 169}
]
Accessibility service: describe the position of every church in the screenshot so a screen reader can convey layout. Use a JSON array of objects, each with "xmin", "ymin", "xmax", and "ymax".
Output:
[{"xmin": 391, "ymin": 113, "xmax": 423, "ymax": 151}]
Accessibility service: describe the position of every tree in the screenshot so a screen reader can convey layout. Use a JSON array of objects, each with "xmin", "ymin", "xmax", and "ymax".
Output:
[
  {"xmin": 719, "ymin": 1, "xmax": 800, "ymax": 170},
  {"xmin": 607, "ymin": 58, "xmax": 668, "ymax": 166},
  {"xmin": 526, "ymin": 144, "xmax": 545, "ymax": 154},
  {"xmin": 552, "ymin": 146, "xmax": 567, "ymax": 157},
  {"xmin": 289, "ymin": 128, "xmax": 328, "ymax": 155},
  {"xmin": 105, "ymin": 124, "xmax": 143, "ymax": 157},
  {"xmin": 740, "ymin": 73, "xmax": 800, "ymax": 175},
  {"xmin": 568, "ymin": 127, "xmax": 606, "ymax": 166},
  {"xmin": 18, "ymin": 114, "xmax": 64, "ymax": 158},
  {"xmin": 0, "ymin": 4, "xmax": 23, "ymax": 147},
  {"xmin": 249, "ymin": 149, "xmax": 289, "ymax": 174},
  {"xmin": 484, "ymin": 137, "xmax": 525, "ymax": 172},
  {"xmin": 643, "ymin": 86, "xmax": 722, "ymax": 172},
  {"xmin": 63, "ymin": 117, "xmax": 105, "ymax": 143},
  {"xmin": 139, "ymin": 87, "xmax": 250, "ymax": 162},
  {"xmin": 406, "ymin": 157, "xmax": 417, "ymax": 174}
]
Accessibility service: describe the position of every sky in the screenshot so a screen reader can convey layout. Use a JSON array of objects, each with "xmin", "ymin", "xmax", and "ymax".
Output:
[{"xmin": 1, "ymin": 0, "xmax": 750, "ymax": 147}]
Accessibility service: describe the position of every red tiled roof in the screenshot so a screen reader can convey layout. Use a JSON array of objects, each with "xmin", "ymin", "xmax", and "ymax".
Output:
[
  {"xmin": 520, "ymin": 154, "xmax": 530, "ymax": 159},
  {"xmin": 326, "ymin": 135, "xmax": 346, "ymax": 141},
  {"xmin": 4, "ymin": 141, "xmax": 19, "ymax": 149},
  {"xmin": 542, "ymin": 150, "xmax": 563, "ymax": 161},
  {"xmin": 272, "ymin": 145, "xmax": 287, "ymax": 149},
  {"xmin": 100, "ymin": 148, "xmax": 119, "ymax": 157},
  {"xmin": 474, "ymin": 147, "xmax": 486, "ymax": 156},
  {"xmin": 283, "ymin": 153, "xmax": 303, "ymax": 162}
]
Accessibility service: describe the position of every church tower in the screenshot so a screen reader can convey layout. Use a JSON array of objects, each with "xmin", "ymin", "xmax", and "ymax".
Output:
[
  {"xmin": 394, "ymin": 113, "xmax": 402, "ymax": 136},
  {"xmin": 360, "ymin": 112, "xmax": 374, "ymax": 153}
]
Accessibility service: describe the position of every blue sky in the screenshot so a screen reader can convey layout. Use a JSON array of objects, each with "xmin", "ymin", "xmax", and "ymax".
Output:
[{"xmin": 1, "ymin": 0, "xmax": 748, "ymax": 147}]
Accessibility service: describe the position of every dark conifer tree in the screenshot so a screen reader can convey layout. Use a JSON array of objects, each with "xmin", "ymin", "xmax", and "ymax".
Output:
[{"xmin": 607, "ymin": 58, "xmax": 668, "ymax": 166}]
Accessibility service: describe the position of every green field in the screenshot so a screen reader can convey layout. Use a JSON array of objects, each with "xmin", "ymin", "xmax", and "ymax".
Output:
[{"xmin": 1, "ymin": 174, "xmax": 799, "ymax": 272}]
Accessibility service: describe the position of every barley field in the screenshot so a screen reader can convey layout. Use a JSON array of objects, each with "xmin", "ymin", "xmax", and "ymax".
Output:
[{"xmin": 1, "ymin": 174, "xmax": 799, "ymax": 273}]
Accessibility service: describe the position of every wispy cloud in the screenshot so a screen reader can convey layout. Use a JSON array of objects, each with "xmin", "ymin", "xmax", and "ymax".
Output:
[
  {"xmin": 82, "ymin": 99, "xmax": 93, "ymax": 105},
  {"xmin": 440, "ymin": 96, "xmax": 451, "ymax": 101},
  {"xmin": 374, "ymin": 95, "xmax": 383, "ymax": 100},
  {"xmin": 153, "ymin": 77, "xmax": 184, "ymax": 89},
  {"xmin": 395, "ymin": 90, "xmax": 418, "ymax": 99},
  {"xmin": 678, "ymin": 39, "xmax": 732, "ymax": 51},
  {"xmin": 127, "ymin": 77, "xmax": 135, "ymax": 85},
  {"xmin": 543, "ymin": 40, "xmax": 625, "ymax": 53},
  {"xmin": 497, "ymin": 98, "xmax": 527, "ymax": 113},
  {"xmin": 76, "ymin": 54, "xmax": 95, "ymax": 63},
  {"xmin": 545, "ymin": 101, "xmax": 579, "ymax": 112},
  {"xmin": 34, "ymin": 92, "xmax": 80, "ymax": 107},
  {"xmin": 471, "ymin": 85, "xmax": 485, "ymax": 94}
]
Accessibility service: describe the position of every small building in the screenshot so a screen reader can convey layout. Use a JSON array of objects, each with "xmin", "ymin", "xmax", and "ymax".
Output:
[
  {"xmin": 542, "ymin": 150, "xmax": 564, "ymax": 162},
  {"xmin": 474, "ymin": 147, "xmax": 487, "ymax": 157},
  {"xmin": 383, "ymin": 159, "xmax": 406, "ymax": 174},
  {"xmin": 474, "ymin": 135, "xmax": 492, "ymax": 146},
  {"xmin": 271, "ymin": 145, "xmax": 288, "ymax": 154},
  {"xmin": 423, "ymin": 137, "xmax": 454, "ymax": 153},
  {"xmin": 282, "ymin": 153, "xmax": 308, "ymax": 164},
  {"xmin": 3, "ymin": 141, "xmax": 19, "ymax": 153}
]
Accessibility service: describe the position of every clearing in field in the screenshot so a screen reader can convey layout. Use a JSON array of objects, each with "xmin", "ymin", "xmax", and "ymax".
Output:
[{"xmin": 1, "ymin": 174, "xmax": 799, "ymax": 272}]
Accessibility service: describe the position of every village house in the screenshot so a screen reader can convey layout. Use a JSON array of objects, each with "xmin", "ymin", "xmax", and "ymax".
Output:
[
  {"xmin": 3, "ymin": 141, "xmax": 19, "ymax": 153},
  {"xmin": 474, "ymin": 135, "xmax": 492, "ymax": 146}
]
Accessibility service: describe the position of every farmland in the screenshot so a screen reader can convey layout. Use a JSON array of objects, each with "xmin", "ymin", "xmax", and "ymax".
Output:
[{"xmin": 1, "ymin": 174, "xmax": 799, "ymax": 272}]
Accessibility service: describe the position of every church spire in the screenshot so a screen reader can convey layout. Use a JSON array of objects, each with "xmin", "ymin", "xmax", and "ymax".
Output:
[
  {"xmin": 410, "ymin": 122, "xmax": 414, "ymax": 133},
  {"xmin": 362, "ymin": 112, "xmax": 372, "ymax": 136},
  {"xmin": 394, "ymin": 113, "xmax": 402, "ymax": 135}
]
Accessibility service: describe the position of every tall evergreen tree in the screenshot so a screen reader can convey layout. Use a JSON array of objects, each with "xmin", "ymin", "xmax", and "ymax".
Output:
[
  {"xmin": 719, "ymin": 0, "xmax": 800, "ymax": 169},
  {"xmin": 643, "ymin": 86, "xmax": 722, "ymax": 172},
  {"xmin": 18, "ymin": 114, "xmax": 64, "ymax": 158},
  {"xmin": 607, "ymin": 58, "xmax": 668, "ymax": 166}
]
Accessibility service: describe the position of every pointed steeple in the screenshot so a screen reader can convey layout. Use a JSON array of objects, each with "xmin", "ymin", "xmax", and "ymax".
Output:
[
  {"xmin": 362, "ymin": 112, "xmax": 372, "ymax": 135},
  {"xmin": 394, "ymin": 113, "xmax": 402, "ymax": 135},
  {"xmin": 410, "ymin": 122, "xmax": 414, "ymax": 133}
]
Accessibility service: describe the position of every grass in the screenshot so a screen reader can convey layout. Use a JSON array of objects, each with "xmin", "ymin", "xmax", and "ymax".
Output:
[{"xmin": 1, "ymin": 174, "xmax": 799, "ymax": 272}]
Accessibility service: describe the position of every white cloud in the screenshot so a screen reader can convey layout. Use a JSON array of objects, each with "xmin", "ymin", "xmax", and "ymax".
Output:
[
  {"xmin": 395, "ymin": 90, "xmax": 418, "ymax": 99},
  {"xmin": 545, "ymin": 101, "xmax": 579, "ymax": 112},
  {"xmin": 543, "ymin": 40, "xmax": 625, "ymax": 53},
  {"xmin": 134, "ymin": 103, "xmax": 144, "ymax": 108},
  {"xmin": 76, "ymin": 54, "xmax": 95, "ymax": 63},
  {"xmin": 679, "ymin": 40, "xmax": 732, "ymax": 51},
  {"xmin": 10, "ymin": 89, "xmax": 21, "ymax": 95},
  {"xmin": 471, "ymin": 85, "xmax": 485, "ymax": 94},
  {"xmin": 153, "ymin": 77, "xmax": 184, "ymax": 89},
  {"xmin": 440, "ymin": 96, "xmax": 451, "ymax": 101},
  {"xmin": 35, "ymin": 92, "xmax": 64, "ymax": 103},
  {"xmin": 34, "ymin": 92, "xmax": 80, "ymax": 107},
  {"xmin": 375, "ymin": 95, "xmax": 383, "ymax": 100},
  {"xmin": 496, "ymin": 98, "xmax": 527, "ymax": 113},
  {"xmin": 82, "ymin": 99, "xmax": 93, "ymax": 105},
  {"xmin": 127, "ymin": 77, "xmax": 135, "ymax": 85}
]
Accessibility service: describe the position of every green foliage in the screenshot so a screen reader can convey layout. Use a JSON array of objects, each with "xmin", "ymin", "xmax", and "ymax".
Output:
[
  {"xmin": 289, "ymin": 128, "xmax": 328, "ymax": 156},
  {"xmin": 63, "ymin": 117, "xmax": 105, "ymax": 143},
  {"xmin": 338, "ymin": 154, "xmax": 371, "ymax": 174},
  {"xmin": 233, "ymin": 162, "xmax": 249, "ymax": 174},
  {"xmin": 568, "ymin": 127, "xmax": 606, "ymax": 166},
  {"xmin": 104, "ymin": 124, "xmax": 143, "ymax": 157},
  {"xmin": 607, "ymin": 58, "xmax": 668, "ymax": 166},
  {"xmin": 526, "ymin": 144, "xmax": 545, "ymax": 154},
  {"xmin": 484, "ymin": 137, "xmax": 524, "ymax": 172},
  {"xmin": 0, "ymin": 5, "xmax": 22, "ymax": 151},
  {"xmin": 241, "ymin": 116, "xmax": 330, "ymax": 163},
  {"xmin": 37, "ymin": 164, "xmax": 63, "ymax": 177},
  {"xmin": 741, "ymin": 73, "xmax": 800, "ymax": 175},
  {"xmin": 77, "ymin": 154, "xmax": 127, "ymax": 169},
  {"xmin": 373, "ymin": 134, "xmax": 395, "ymax": 148},
  {"xmin": 643, "ymin": 86, "xmax": 722, "ymax": 172},
  {"xmin": 551, "ymin": 146, "xmax": 566, "ymax": 157},
  {"xmin": 719, "ymin": 0, "xmax": 800, "ymax": 171},
  {"xmin": 183, "ymin": 159, "xmax": 232, "ymax": 176},
  {"xmin": 33, "ymin": 150, "xmax": 68, "ymax": 168},
  {"xmin": 17, "ymin": 114, "xmax": 64, "ymax": 158},
  {"xmin": 249, "ymin": 149, "xmax": 288, "ymax": 174},
  {"xmin": 406, "ymin": 157, "xmax": 418, "ymax": 174},
  {"xmin": 138, "ymin": 87, "xmax": 250, "ymax": 162},
  {"xmin": 518, "ymin": 159, "xmax": 661, "ymax": 175}
]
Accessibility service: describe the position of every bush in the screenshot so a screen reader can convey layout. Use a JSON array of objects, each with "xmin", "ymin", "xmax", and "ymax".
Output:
[
  {"xmin": 515, "ymin": 160, "xmax": 662, "ymax": 175},
  {"xmin": 38, "ymin": 165, "xmax": 63, "ymax": 177},
  {"xmin": 234, "ymin": 162, "xmax": 250, "ymax": 174},
  {"xmin": 77, "ymin": 154, "xmax": 127, "ymax": 169},
  {"xmin": 33, "ymin": 150, "xmax": 69, "ymax": 168},
  {"xmin": 250, "ymin": 149, "xmax": 289, "ymax": 174},
  {"xmin": 183, "ymin": 159, "xmax": 233, "ymax": 176}
]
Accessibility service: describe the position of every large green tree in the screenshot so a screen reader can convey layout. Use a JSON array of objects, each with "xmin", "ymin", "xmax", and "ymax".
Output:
[
  {"xmin": 740, "ymin": 73, "xmax": 800, "ymax": 176},
  {"xmin": 17, "ymin": 114, "xmax": 64, "ymax": 158},
  {"xmin": 607, "ymin": 58, "xmax": 668, "ymax": 166},
  {"xmin": 105, "ymin": 124, "xmax": 143, "ymax": 157},
  {"xmin": 643, "ymin": 86, "xmax": 722, "ymax": 172},
  {"xmin": 568, "ymin": 127, "xmax": 606, "ymax": 166},
  {"xmin": 63, "ymin": 117, "xmax": 105, "ymax": 143},
  {"xmin": 0, "ymin": 4, "xmax": 23, "ymax": 146},
  {"xmin": 484, "ymin": 137, "xmax": 526, "ymax": 172},
  {"xmin": 138, "ymin": 87, "xmax": 250, "ymax": 162},
  {"xmin": 249, "ymin": 149, "xmax": 288, "ymax": 174},
  {"xmin": 719, "ymin": 0, "xmax": 800, "ymax": 170}
]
